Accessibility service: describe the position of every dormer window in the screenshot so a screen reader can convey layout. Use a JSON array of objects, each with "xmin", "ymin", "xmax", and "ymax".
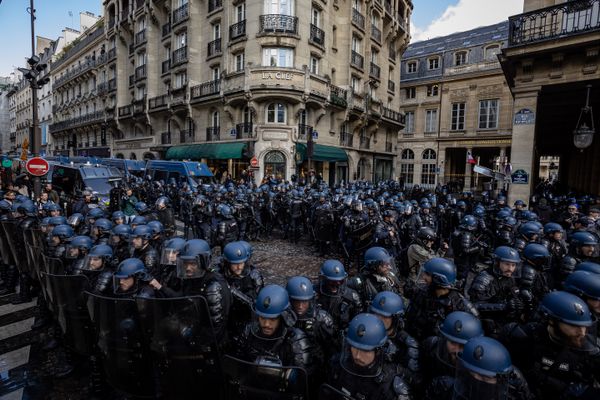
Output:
[
  {"xmin": 455, "ymin": 51, "xmax": 468, "ymax": 66},
  {"xmin": 407, "ymin": 61, "xmax": 417, "ymax": 73},
  {"xmin": 428, "ymin": 57, "xmax": 439, "ymax": 70}
]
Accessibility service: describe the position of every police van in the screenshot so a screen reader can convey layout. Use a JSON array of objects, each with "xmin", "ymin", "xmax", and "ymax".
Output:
[{"xmin": 145, "ymin": 160, "xmax": 213, "ymax": 188}]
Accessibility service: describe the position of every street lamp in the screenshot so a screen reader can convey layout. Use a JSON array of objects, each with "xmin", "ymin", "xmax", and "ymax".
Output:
[{"xmin": 573, "ymin": 85, "xmax": 595, "ymax": 150}]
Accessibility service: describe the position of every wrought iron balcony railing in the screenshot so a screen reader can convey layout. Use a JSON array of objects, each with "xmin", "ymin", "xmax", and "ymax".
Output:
[
  {"xmin": 161, "ymin": 132, "xmax": 171, "ymax": 145},
  {"xmin": 191, "ymin": 79, "xmax": 221, "ymax": 99},
  {"xmin": 339, "ymin": 132, "xmax": 353, "ymax": 147},
  {"xmin": 172, "ymin": 3, "xmax": 189, "ymax": 25},
  {"xmin": 236, "ymin": 122, "xmax": 254, "ymax": 139},
  {"xmin": 370, "ymin": 62, "xmax": 381, "ymax": 79},
  {"xmin": 162, "ymin": 22, "xmax": 171, "ymax": 37},
  {"xmin": 208, "ymin": 0, "xmax": 222, "ymax": 13},
  {"xmin": 135, "ymin": 29, "xmax": 146, "ymax": 46},
  {"xmin": 359, "ymin": 135, "xmax": 370, "ymax": 150},
  {"xmin": 352, "ymin": 8, "xmax": 365, "ymax": 29},
  {"xmin": 172, "ymin": 46, "xmax": 188, "ymax": 66},
  {"xmin": 107, "ymin": 47, "xmax": 117, "ymax": 61},
  {"xmin": 330, "ymin": 85, "xmax": 348, "ymax": 108},
  {"xmin": 371, "ymin": 25, "xmax": 382, "ymax": 43},
  {"xmin": 118, "ymin": 105, "xmax": 132, "ymax": 117},
  {"xmin": 162, "ymin": 59, "xmax": 171, "ymax": 74},
  {"xmin": 206, "ymin": 127, "xmax": 221, "ymax": 141},
  {"xmin": 351, "ymin": 51, "xmax": 364, "ymax": 69},
  {"xmin": 298, "ymin": 124, "xmax": 313, "ymax": 141},
  {"xmin": 149, "ymin": 94, "xmax": 168, "ymax": 109},
  {"xmin": 180, "ymin": 129, "xmax": 195, "ymax": 143},
  {"xmin": 135, "ymin": 64, "xmax": 147, "ymax": 81},
  {"xmin": 208, "ymin": 38, "xmax": 222, "ymax": 57},
  {"xmin": 230, "ymin": 20, "xmax": 246, "ymax": 40},
  {"xmin": 259, "ymin": 14, "xmax": 298, "ymax": 34},
  {"xmin": 310, "ymin": 24, "xmax": 325, "ymax": 45},
  {"xmin": 508, "ymin": 0, "xmax": 600, "ymax": 46}
]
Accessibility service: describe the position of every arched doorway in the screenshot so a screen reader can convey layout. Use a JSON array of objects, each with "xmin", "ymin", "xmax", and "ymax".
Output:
[
  {"xmin": 357, "ymin": 157, "xmax": 369, "ymax": 181},
  {"xmin": 143, "ymin": 152, "xmax": 156, "ymax": 160},
  {"xmin": 263, "ymin": 151, "xmax": 286, "ymax": 180},
  {"xmin": 115, "ymin": 153, "xmax": 125, "ymax": 159},
  {"xmin": 130, "ymin": 153, "xmax": 137, "ymax": 160}
]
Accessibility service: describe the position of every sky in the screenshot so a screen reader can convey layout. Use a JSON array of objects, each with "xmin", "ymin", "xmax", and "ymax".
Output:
[
  {"xmin": 0, "ymin": 0, "xmax": 525, "ymax": 76},
  {"xmin": 0, "ymin": 0, "xmax": 103, "ymax": 77}
]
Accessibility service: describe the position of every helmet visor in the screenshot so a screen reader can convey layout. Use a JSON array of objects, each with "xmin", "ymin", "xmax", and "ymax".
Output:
[
  {"xmin": 64, "ymin": 244, "xmax": 82, "ymax": 260},
  {"xmin": 453, "ymin": 362, "xmax": 510, "ymax": 400},
  {"xmin": 160, "ymin": 248, "xmax": 180, "ymax": 266},
  {"xmin": 176, "ymin": 255, "xmax": 207, "ymax": 279},
  {"xmin": 339, "ymin": 338, "xmax": 383, "ymax": 378},
  {"xmin": 82, "ymin": 255, "xmax": 106, "ymax": 272}
]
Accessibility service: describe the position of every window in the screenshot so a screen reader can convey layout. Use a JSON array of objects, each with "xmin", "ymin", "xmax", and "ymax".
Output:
[
  {"xmin": 312, "ymin": 7, "xmax": 321, "ymax": 27},
  {"xmin": 211, "ymin": 111, "xmax": 220, "ymax": 127},
  {"xmin": 213, "ymin": 23, "xmax": 221, "ymax": 39},
  {"xmin": 136, "ymin": 85, "xmax": 146, "ymax": 100},
  {"xmin": 407, "ymin": 61, "xmax": 417, "ymax": 73},
  {"xmin": 265, "ymin": 0, "xmax": 294, "ymax": 15},
  {"xmin": 479, "ymin": 99, "xmax": 499, "ymax": 129},
  {"xmin": 310, "ymin": 56, "xmax": 319, "ymax": 74},
  {"xmin": 421, "ymin": 149, "xmax": 437, "ymax": 185},
  {"xmin": 236, "ymin": 3, "xmax": 246, "ymax": 22},
  {"xmin": 267, "ymin": 103, "xmax": 286, "ymax": 123},
  {"xmin": 137, "ymin": 52, "xmax": 146, "ymax": 66},
  {"xmin": 351, "ymin": 36, "xmax": 362, "ymax": 54},
  {"xmin": 371, "ymin": 49, "xmax": 378, "ymax": 64},
  {"xmin": 405, "ymin": 87, "xmax": 416, "ymax": 99},
  {"xmin": 138, "ymin": 17, "xmax": 146, "ymax": 31},
  {"xmin": 428, "ymin": 57, "xmax": 439, "ymax": 70},
  {"xmin": 485, "ymin": 45, "xmax": 501, "ymax": 61},
  {"xmin": 426, "ymin": 84, "xmax": 439, "ymax": 97},
  {"xmin": 352, "ymin": 0, "xmax": 361, "ymax": 12},
  {"xmin": 175, "ymin": 71, "xmax": 187, "ymax": 88},
  {"xmin": 212, "ymin": 66, "xmax": 220, "ymax": 80},
  {"xmin": 235, "ymin": 53, "xmax": 245, "ymax": 72},
  {"xmin": 264, "ymin": 150, "xmax": 286, "ymax": 179},
  {"xmin": 404, "ymin": 111, "xmax": 415, "ymax": 133},
  {"xmin": 451, "ymin": 103, "xmax": 466, "ymax": 131},
  {"xmin": 351, "ymin": 75, "xmax": 360, "ymax": 94},
  {"xmin": 262, "ymin": 47, "xmax": 294, "ymax": 67},
  {"xmin": 400, "ymin": 149, "xmax": 414, "ymax": 184},
  {"xmin": 425, "ymin": 109, "xmax": 438, "ymax": 133},
  {"xmin": 176, "ymin": 32, "xmax": 187, "ymax": 49},
  {"xmin": 455, "ymin": 51, "xmax": 467, "ymax": 66}
]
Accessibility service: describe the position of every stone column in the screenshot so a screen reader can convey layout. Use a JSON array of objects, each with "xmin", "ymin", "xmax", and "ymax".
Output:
[
  {"xmin": 463, "ymin": 147, "xmax": 473, "ymax": 191},
  {"xmin": 508, "ymin": 88, "xmax": 540, "ymax": 205}
]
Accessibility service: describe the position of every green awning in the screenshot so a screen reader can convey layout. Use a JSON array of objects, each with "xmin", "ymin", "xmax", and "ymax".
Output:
[
  {"xmin": 296, "ymin": 143, "xmax": 348, "ymax": 162},
  {"xmin": 165, "ymin": 142, "xmax": 247, "ymax": 160}
]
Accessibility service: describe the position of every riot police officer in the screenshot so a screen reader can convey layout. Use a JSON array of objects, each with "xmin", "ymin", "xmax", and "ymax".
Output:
[
  {"xmin": 407, "ymin": 227, "xmax": 447, "ymax": 283},
  {"xmin": 130, "ymin": 225, "xmax": 159, "ymax": 276},
  {"xmin": 451, "ymin": 215, "xmax": 484, "ymax": 281},
  {"xmin": 563, "ymin": 271, "xmax": 600, "ymax": 319},
  {"xmin": 109, "ymin": 224, "xmax": 132, "ymax": 263},
  {"xmin": 316, "ymin": 259, "xmax": 363, "ymax": 330},
  {"xmin": 541, "ymin": 222, "xmax": 568, "ymax": 267},
  {"xmin": 155, "ymin": 196, "xmax": 176, "ymax": 237},
  {"xmin": 352, "ymin": 247, "xmax": 403, "ymax": 305},
  {"xmin": 91, "ymin": 218, "xmax": 113, "ymax": 245},
  {"xmin": 503, "ymin": 291, "xmax": 600, "ymax": 399},
  {"xmin": 324, "ymin": 313, "xmax": 411, "ymax": 400},
  {"xmin": 520, "ymin": 243, "xmax": 553, "ymax": 311},
  {"xmin": 112, "ymin": 258, "xmax": 155, "ymax": 298},
  {"xmin": 79, "ymin": 244, "xmax": 115, "ymax": 295},
  {"xmin": 406, "ymin": 258, "xmax": 478, "ymax": 340}
]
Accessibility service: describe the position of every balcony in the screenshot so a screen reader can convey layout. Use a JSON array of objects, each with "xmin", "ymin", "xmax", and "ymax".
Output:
[
  {"xmin": 180, "ymin": 129, "xmax": 195, "ymax": 144},
  {"xmin": 340, "ymin": 132, "xmax": 353, "ymax": 147},
  {"xmin": 382, "ymin": 106, "xmax": 404, "ymax": 125},
  {"xmin": 235, "ymin": 122, "xmax": 254, "ymax": 139},
  {"xmin": 48, "ymin": 112, "xmax": 105, "ymax": 133},
  {"xmin": 129, "ymin": 74, "xmax": 134, "ymax": 87},
  {"xmin": 108, "ymin": 78, "xmax": 117, "ymax": 92},
  {"xmin": 161, "ymin": 132, "xmax": 171, "ymax": 145},
  {"xmin": 330, "ymin": 85, "xmax": 348, "ymax": 108},
  {"xmin": 298, "ymin": 124, "xmax": 313, "ymax": 141},
  {"xmin": 135, "ymin": 29, "xmax": 146, "ymax": 46},
  {"xmin": 259, "ymin": 14, "xmax": 298, "ymax": 35},
  {"xmin": 352, "ymin": 8, "xmax": 365, "ymax": 30},
  {"xmin": 129, "ymin": 44, "xmax": 134, "ymax": 55},
  {"xmin": 191, "ymin": 79, "xmax": 221, "ymax": 99},
  {"xmin": 371, "ymin": 25, "xmax": 382, "ymax": 43},
  {"xmin": 206, "ymin": 127, "xmax": 221, "ymax": 141},
  {"xmin": 107, "ymin": 47, "xmax": 117, "ymax": 61},
  {"xmin": 97, "ymin": 81, "xmax": 108, "ymax": 96},
  {"xmin": 509, "ymin": 0, "xmax": 600, "ymax": 47},
  {"xmin": 370, "ymin": 62, "xmax": 381, "ymax": 79},
  {"xmin": 161, "ymin": 59, "xmax": 171, "ymax": 75},
  {"xmin": 351, "ymin": 51, "xmax": 364, "ymax": 69},
  {"xmin": 149, "ymin": 94, "xmax": 168, "ymax": 110},
  {"xmin": 230, "ymin": 20, "xmax": 246, "ymax": 40},
  {"xmin": 310, "ymin": 24, "xmax": 325, "ymax": 45},
  {"xmin": 162, "ymin": 22, "xmax": 171, "ymax": 38},
  {"xmin": 135, "ymin": 64, "xmax": 147, "ymax": 81},
  {"xmin": 172, "ymin": 46, "xmax": 188, "ymax": 66},
  {"xmin": 208, "ymin": 0, "xmax": 222, "ymax": 13},
  {"xmin": 118, "ymin": 105, "xmax": 132, "ymax": 118},
  {"xmin": 389, "ymin": 45, "xmax": 397, "ymax": 62},
  {"xmin": 172, "ymin": 3, "xmax": 189, "ymax": 26},
  {"xmin": 388, "ymin": 80, "xmax": 395, "ymax": 93},
  {"xmin": 359, "ymin": 135, "xmax": 370, "ymax": 150},
  {"xmin": 208, "ymin": 38, "xmax": 222, "ymax": 57},
  {"xmin": 133, "ymin": 97, "xmax": 147, "ymax": 114},
  {"xmin": 385, "ymin": 1, "xmax": 393, "ymax": 16},
  {"xmin": 385, "ymin": 142, "xmax": 393, "ymax": 152}
]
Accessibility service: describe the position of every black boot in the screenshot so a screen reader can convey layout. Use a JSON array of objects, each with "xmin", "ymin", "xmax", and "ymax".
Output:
[{"xmin": 11, "ymin": 273, "xmax": 33, "ymax": 305}]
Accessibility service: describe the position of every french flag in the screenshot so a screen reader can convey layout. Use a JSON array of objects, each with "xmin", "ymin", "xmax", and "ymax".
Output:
[{"xmin": 467, "ymin": 151, "xmax": 477, "ymax": 165}]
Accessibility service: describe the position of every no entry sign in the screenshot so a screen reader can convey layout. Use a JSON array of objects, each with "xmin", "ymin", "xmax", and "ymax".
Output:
[
  {"xmin": 25, "ymin": 157, "xmax": 50, "ymax": 177},
  {"xmin": 250, "ymin": 156, "xmax": 259, "ymax": 168}
]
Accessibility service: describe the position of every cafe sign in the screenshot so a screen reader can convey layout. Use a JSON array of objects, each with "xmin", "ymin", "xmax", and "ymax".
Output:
[{"xmin": 261, "ymin": 71, "xmax": 294, "ymax": 80}]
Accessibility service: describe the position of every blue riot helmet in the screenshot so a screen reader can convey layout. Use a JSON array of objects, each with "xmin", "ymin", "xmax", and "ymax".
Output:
[
  {"xmin": 575, "ymin": 261, "xmax": 600, "ymax": 275},
  {"xmin": 86, "ymin": 207, "xmax": 105, "ymax": 222},
  {"xmin": 45, "ymin": 202, "xmax": 62, "ymax": 215},
  {"xmin": 420, "ymin": 258, "xmax": 457, "ymax": 288},
  {"xmin": 147, "ymin": 220, "xmax": 164, "ymax": 237},
  {"xmin": 369, "ymin": 291, "xmax": 405, "ymax": 334},
  {"xmin": 440, "ymin": 311, "xmax": 484, "ymax": 345},
  {"xmin": 286, "ymin": 276, "xmax": 316, "ymax": 318},
  {"xmin": 539, "ymin": 291, "xmax": 593, "ymax": 327},
  {"xmin": 518, "ymin": 222, "xmax": 541, "ymax": 241},
  {"xmin": 456, "ymin": 200, "xmax": 467, "ymax": 210},
  {"xmin": 83, "ymin": 244, "xmax": 113, "ymax": 271},
  {"xmin": 67, "ymin": 213, "xmax": 85, "ymax": 230},
  {"xmin": 473, "ymin": 206, "xmax": 485, "ymax": 218},
  {"xmin": 254, "ymin": 284, "xmax": 290, "ymax": 319},
  {"xmin": 176, "ymin": 239, "xmax": 211, "ymax": 279},
  {"xmin": 130, "ymin": 216, "xmax": 147, "ymax": 229},
  {"xmin": 569, "ymin": 231, "xmax": 599, "ymax": 258},
  {"xmin": 111, "ymin": 211, "xmax": 125, "ymax": 224},
  {"xmin": 93, "ymin": 218, "xmax": 114, "ymax": 238},
  {"xmin": 238, "ymin": 240, "xmax": 254, "ymax": 261},
  {"xmin": 40, "ymin": 216, "xmax": 52, "ymax": 234},
  {"xmin": 113, "ymin": 258, "xmax": 146, "ymax": 294},
  {"xmin": 496, "ymin": 209, "xmax": 511, "ymax": 221},
  {"xmin": 49, "ymin": 216, "xmax": 68, "ymax": 228},
  {"xmin": 0, "ymin": 200, "xmax": 11, "ymax": 212},
  {"xmin": 223, "ymin": 241, "xmax": 249, "ymax": 264},
  {"xmin": 160, "ymin": 237, "xmax": 187, "ymax": 266},
  {"xmin": 492, "ymin": 246, "xmax": 522, "ymax": 278},
  {"xmin": 51, "ymin": 224, "xmax": 75, "ymax": 243},
  {"xmin": 543, "ymin": 222, "xmax": 564, "ymax": 237},
  {"xmin": 155, "ymin": 196, "xmax": 170, "ymax": 210},
  {"xmin": 341, "ymin": 313, "xmax": 388, "ymax": 377},
  {"xmin": 514, "ymin": 199, "xmax": 526, "ymax": 208},
  {"xmin": 218, "ymin": 204, "xmax": 233, "ymax": 219},
  {"xmin": 522, "ymin": 243, "xmax": 551, "ymax": 270},
  {"xmin": 364, "ymin": 247, "xmax": 394, "ymax": 273},
  {"xmin": 454, "ymin": 337, "xmax": 513, "ymax": 399},
  {"xmin": 17, "ymin": 201, "xmax": 38, "ymax": 217},
  {"xmin": 65, "ymin": 235, "xmax": 94, "ymax": 259},
  {"xmin": 319, "ymin": 259, "xmax": 348, "ymax": 296},
  {"xmin": 110, "ymin": 224, "xmax": 132, "ymax": 246},
  {"xmin": 130, "ymin": 225, "xmax": 153, "ymax": 250},
  {"xmin": 460, "ymin": 215, "xmax": 477, "ymax": 231},
  {"xmin": 134, "ymin": 201, "xmax": 149, "ymax": 214},
  {"xmin": 563, "ymin": 271, "xmax": 600, "ymax": 307}
]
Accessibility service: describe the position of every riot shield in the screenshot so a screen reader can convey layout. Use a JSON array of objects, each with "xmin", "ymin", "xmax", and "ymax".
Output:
[
  {"xmin": 136, "ymin": 295, "xmax": 224, "ymax": 399},
  {"xmin": 348, "ymin": 221, "xmax": 374, "ymax": 251},
  {"xmin": 222, "ymin": 355, "xmax": 309, "ymax": 400},
  {"xmin": 318, "ymin": 384, "xmax": 357, "ymax": 400},
  {"xmin": 314, "ymin": 211, "xmax": 336, "ymax": 242},
  {"xmin": 0, "ymin": 220, "xmax": 27, "ymax": 274},
  {"xmin": 23, "ymin": 228, "xmax": 42, "ymax": 279},
  {"xmin": 40, "ymin": 254, "xmax": 65, "ymax": 312},
  {"xmin": 0, "ymin": 220, "xmax": 13, "ymax": 266},
  {"xmin": 85, "ymin": 292, "xmax": 154, "ymax": 398},
  {"xmin": 44, "ymin": 273, "xmax": 94, "ymax": 355}
]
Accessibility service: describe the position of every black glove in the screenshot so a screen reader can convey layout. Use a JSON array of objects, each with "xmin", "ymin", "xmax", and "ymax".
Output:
[
  {"xmin": 507, "ymin": 297, "xmax": 524, "ymax": 314},
  {"xmin": 138, "ymin": 271, "xmax": 154, "ymax": 283}
]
